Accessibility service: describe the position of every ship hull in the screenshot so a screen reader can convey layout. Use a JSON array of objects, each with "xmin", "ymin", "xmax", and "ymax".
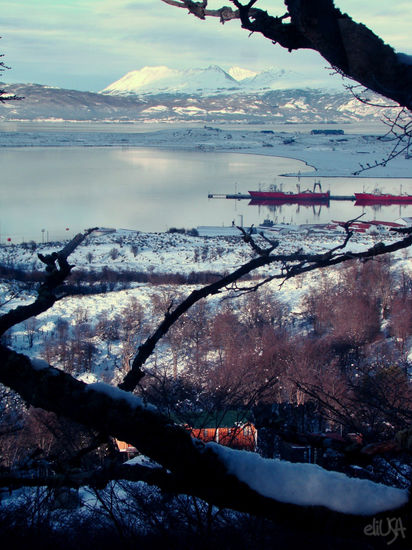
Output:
[{"xmin": 355, "ymin": 192, "xmax": 412, "ymax": 204}]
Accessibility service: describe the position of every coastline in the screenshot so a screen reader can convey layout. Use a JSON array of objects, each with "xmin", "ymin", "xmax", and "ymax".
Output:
[{"xmin": 0, "ymin": 124, "xmax": 411, "ymax": 179}]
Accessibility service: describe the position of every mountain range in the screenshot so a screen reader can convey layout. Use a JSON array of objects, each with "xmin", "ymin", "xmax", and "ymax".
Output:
[
  {"xmin": 0, "ymin": 65, "xmax": 395, "ymax": 124},
  {"xmin": 100, "ymin": 65, "xmax": 301, "ymax": 96}
]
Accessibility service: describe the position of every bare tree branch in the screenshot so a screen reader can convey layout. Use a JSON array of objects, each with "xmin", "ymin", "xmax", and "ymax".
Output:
[
  {"xmin": 161, "ymin": 0, "xmax": 240, "ymax": 22},
  {"xmin": 0, "ymin": 44, "xmax": 23, "ymax": 103},
  {"xmin": 0, "ymin": 228, "xmax": 97, "ymax": 336}
]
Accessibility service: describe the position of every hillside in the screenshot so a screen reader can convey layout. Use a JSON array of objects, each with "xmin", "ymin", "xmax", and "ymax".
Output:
[
  {"xmin": 0, "ymin": 68, "xmax": 398, "ymax": 124},
  {"xmin": 1, "ymin": 226, "xmax": 409, "ymax": 380}
]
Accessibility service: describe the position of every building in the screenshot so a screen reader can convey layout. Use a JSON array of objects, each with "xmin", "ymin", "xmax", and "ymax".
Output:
[
  {"xmin": 184, "ymin": 410, "xmax": 257, "ymax": 451},
  {"xmin": 115, "ymin": 410, "xmax": 258, "ymax": 457}
]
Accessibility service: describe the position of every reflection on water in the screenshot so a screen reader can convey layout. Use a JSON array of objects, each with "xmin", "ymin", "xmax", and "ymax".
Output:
[
  {"xmin": 1, "ymin": 146, "xmax": 412, "ymax": 243},
  {"xmin": 249, "ymin": 200, "xmax": 331, "ymax": 220},
  {"xmin": 245, "ymin": 197, "xmax": 412, "ymax": 226}
]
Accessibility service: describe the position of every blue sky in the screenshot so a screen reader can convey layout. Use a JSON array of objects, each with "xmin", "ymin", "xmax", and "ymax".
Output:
[{"xmin": 2, "ymin": 0, "xmax": 412, "ymax": 92}]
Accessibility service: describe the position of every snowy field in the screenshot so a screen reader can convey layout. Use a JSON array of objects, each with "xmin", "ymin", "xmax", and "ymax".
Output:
[
  {"xmin": 0, "ymin": 225, "xmax": 385, "ymax": 276},
  {"xmin": 1, "ymin": 224, "xmax": 411, "ymax": 381}
]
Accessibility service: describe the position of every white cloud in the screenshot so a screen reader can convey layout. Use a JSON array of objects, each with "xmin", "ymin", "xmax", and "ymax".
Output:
[{"xmin": 2, "ymin": 0, "xmax": 411, "ymax": 91}]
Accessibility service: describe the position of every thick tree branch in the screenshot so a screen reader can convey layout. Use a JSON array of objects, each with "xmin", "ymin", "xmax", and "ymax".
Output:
[{"xmin": 161, "ymin": 0, "xmax": 412, "ymax": 111}]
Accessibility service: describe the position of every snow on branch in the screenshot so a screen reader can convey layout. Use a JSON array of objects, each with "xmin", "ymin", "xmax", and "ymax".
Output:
[{"xmin": 212, "ymin": 443, "xmax": 408, "ymax": 515}]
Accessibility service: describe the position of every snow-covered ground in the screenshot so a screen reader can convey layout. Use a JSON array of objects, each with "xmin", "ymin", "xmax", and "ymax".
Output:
[
  {"xmin": 0, "ymin": 226, "xmax": 386, "ymax": 276},
  {"xmin": 1, "ymin": 225, "xmax": 410, "ymax": 380}
]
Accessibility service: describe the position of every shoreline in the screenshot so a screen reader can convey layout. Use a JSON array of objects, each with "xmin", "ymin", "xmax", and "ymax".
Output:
[{"xmin": 0, "ymin": 124, "xmax": 411, "ymax": 179}]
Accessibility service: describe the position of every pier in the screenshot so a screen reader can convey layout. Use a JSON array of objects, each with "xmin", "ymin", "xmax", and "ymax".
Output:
[
  {"xmin": 207, "ymin": 193, "xmax": 356, "ymax": 201},
  {"xmin": 208, "ymin": 193, "xmax": 251, "ymax": 200}
]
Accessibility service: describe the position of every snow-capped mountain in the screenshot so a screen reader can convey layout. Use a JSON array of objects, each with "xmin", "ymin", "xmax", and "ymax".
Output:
[
  {"xmin": 101, "ymin": 65, "xmax": 241, "ymax": 96},
  {"xmin": 100, "ymin": 65, "xmax": 306, "ymax": 96},
  {"xmin": 241, "ymin": 68, "xmax": 305, "ymax": 90},
  {"xmin": 0, "ymin": 70, "xmax": 398, "ymax": 124}
]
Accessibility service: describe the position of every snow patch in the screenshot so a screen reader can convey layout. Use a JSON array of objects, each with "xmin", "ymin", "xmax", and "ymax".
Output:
[
  {"xmin": 141, "ymin": 105, "xmax": 169, "ymax": 114},
  {"xmin": 211, "ymin": 444, "xmax": 409, "ymax": 515},
  {"xmin": 125, "ymin": 454, "xmax": 161, "ymax": 469},
  {"xmin": 228, "ymin": 66, "xmax": 258, "ymax": 81}
]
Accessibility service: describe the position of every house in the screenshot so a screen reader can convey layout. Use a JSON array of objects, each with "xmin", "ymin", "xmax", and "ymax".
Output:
[
  {"xmin": 115, "ymin": 439, "xmax": 138, "ymax": 457},
  {"xmin": 115, "ymin": 410, "xmax": 258, "ymax": 456},
  {"xmin": 184, "ymin": 410, "xmax": 257, "ymax": 451}
]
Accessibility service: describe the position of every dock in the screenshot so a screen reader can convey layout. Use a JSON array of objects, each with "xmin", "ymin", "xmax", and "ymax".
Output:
[
  {"xmin": 208, "ymin": 193, "xmax": 251, "ymax": 200},
  {"xmin": 207, "ymin": 193, "xmax": 355, "ymax": 201},
  {"xmin": 330, "ymin": 195, "xmax": 356, "ymax": 201}
]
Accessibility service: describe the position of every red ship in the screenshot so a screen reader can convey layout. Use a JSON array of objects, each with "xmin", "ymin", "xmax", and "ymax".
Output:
[
  {"xmin": 249, "ymin": 182, "xmax": 329, "ymax": 202},
  {"xmin": 355, "ymin": 192, "xmax": 412, "ymax": 204}
]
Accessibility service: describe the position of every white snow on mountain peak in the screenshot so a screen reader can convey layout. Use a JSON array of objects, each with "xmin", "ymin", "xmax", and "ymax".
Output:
[
  {"xmin": 228, "ymin": 66, "xmax": 258, "ymax": 81},
  {"xmin": 101, "ymin": 66, "xmax": 179, "ymax": 94},
  {"xmin": 241, "ymin": 67, "xmax": 305, "ymax": 90},
  {"xmin": 100, "ymin": 65, "xmax": 303, "ymax": 96},
  {"xmin": 101, "ymin": 65, "xmax": 240, "ymax": 95}
]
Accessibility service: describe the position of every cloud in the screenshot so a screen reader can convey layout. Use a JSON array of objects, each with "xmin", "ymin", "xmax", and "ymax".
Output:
[{"xmin": 2, "ymin": 0, "xmax": 411, "ymax": 91}]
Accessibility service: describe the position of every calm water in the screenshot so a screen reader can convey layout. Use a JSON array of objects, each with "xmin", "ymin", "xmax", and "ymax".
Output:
[{"xmin": 1, "ymin": 146, "xmax": 412, "ymax": 243}]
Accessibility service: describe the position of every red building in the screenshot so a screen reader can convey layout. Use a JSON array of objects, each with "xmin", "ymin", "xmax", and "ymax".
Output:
[
  {"xmin": 115, "ymin": 410, "xmax": 258, "ymax": 456},
  {"xmin": 185, "ymin": 410, "xmax": 257, "ymax": 451}
]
